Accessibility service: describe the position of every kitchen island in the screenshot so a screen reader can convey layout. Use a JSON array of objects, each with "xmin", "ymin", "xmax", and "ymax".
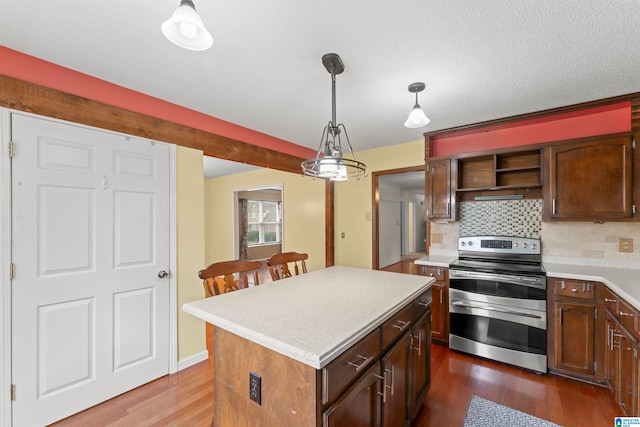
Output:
[{"xmin": 183, "ymin": 265, "xmax": 434, "ymax": 426}]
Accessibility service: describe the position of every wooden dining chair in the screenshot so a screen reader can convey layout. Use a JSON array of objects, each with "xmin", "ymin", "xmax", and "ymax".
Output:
[
  {"xmin": 266, "ymin": 252, "xmax": 308, "ymax": 281},
  {"xmin": 198, "ymin": 259, "xmax": 263, "ymax": 297}
]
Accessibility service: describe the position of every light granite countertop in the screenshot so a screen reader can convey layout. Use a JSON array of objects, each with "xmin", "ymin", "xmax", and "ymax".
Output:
[
  {"xmin": 182, "ymin": 265, "xmax": 434, "ymax": 369},
  {"xmin": 414, "ymin": 254, "xmax": 457, "ymax": 268}
]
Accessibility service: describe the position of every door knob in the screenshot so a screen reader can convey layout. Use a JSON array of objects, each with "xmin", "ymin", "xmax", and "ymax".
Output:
[{"xmin": 158, "ymin": 270, "xmax": 169, "ymax": 279}]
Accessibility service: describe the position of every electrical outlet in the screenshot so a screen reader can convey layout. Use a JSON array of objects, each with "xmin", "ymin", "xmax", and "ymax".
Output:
[
  {"xmin": 620, "ymin": 237, "xmax": 634, "ymax": 253},
  {"xmin": 249, "ymin": 372, "xmax": 261, "ymax": 405}
]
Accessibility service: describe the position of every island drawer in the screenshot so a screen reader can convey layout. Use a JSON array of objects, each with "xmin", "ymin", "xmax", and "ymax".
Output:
[
  {"xmin": 381, "ymin": 304, "xmax": 414, "ymax": 351},
  {"xmin": 551, "ymin": 279, "xmax": 595, "ymax": 300},
  {"xmin": 601, "ymin": 286, "xmax": 618, "ymax": 314},
  {"xmin": 321, "ymin": 328, "xmax": 381, "ymax": 406},
  {"xmin": 617, "ymin": 298, "xmax": 638, "ymax": 334},
  {"xmin": 412, "ymin": 288, "xmax": 432, "ymax": 321}
]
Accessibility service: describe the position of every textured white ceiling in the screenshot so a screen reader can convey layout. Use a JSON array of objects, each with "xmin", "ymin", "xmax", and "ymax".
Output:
[{"xmin": 2, "ymin": 0, "xmax": 640, "ymax": 163}]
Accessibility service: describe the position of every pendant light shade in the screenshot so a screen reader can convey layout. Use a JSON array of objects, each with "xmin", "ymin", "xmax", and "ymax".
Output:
[
  {"xmin": 301, "ymin": 53, "xmax": 366, "ymax": 181},
  {"xmin": 404, "ymin": 82, "xmax": 430, "ymax": 128},
  {"xmin": 162, "ymin": 0, "xmax": 213, "ymax": 51}
]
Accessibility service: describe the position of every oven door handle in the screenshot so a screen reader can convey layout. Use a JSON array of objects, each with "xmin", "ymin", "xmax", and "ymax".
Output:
[
  {"xmin": 452, "ymin": 301, "xmax": 544, "ymax": 319},
  {"xmin": 450, "ymin": 269, "xmax": 545, "ymax": 288}
]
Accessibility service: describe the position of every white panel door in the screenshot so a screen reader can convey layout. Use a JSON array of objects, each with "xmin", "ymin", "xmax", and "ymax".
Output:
[{"xmin": 10, "ymin": 113, "xmax": 170, "ymax": 426}]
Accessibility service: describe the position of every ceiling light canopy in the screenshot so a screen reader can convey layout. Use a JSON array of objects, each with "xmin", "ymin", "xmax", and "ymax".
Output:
[
  {"xmin": 404, "ymin": 82, "xmax": 430, "ymax": 128},
  {"xmin": 162, "ymin": 0, "xmax": 213, "ymax": 51},
  {"xmin": 301, "ymin": 53, "xmax": 366, "ymax": 181}
]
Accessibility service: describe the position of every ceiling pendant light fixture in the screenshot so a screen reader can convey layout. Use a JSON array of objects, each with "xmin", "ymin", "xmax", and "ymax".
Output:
[
  {"xmin": 302, "ymin": 53, "xmax": 366, "ymax": 181},
  {"xmin": 404, "ymin": 82, "xmax": 430, "ymax": 128},
  {"xmin": 162, "ymin": 0, "xmax": 213, "ymax": 51}
]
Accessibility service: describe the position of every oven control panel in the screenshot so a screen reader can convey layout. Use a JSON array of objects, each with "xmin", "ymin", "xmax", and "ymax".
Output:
[{"xmin": 458, "ymin": 236, "xmax": 541, "ymax": 255}]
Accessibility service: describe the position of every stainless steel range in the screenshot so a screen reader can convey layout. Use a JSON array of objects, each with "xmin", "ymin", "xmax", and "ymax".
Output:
[{"xmin": 448, "ymin": 236, "xmax": 547, "ymax": 373}]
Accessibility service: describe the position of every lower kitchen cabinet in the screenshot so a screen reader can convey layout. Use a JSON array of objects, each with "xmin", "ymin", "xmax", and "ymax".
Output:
[
  {"xmin": 323, "ymin": 296, "xmax": 432, "ymax": 427},
  {"xmin": 418, "ymin": 266, "xmax": 448, "ymax": 344},
  {"xmin": 323, "ymin": 362, "xmax": 383, "ymax": 427},
  {"xmin": 408, "ymin": 310, "xmax": 431, "ymax": 420},
  {"xmin": 547, "ymin": 278, "xmax": 600, "ymax": 382},
  {"xmin": 381, "ymin": 334, "xmax": 410, "ymax": 427},
  {"xmin": 603, "ymin": 287, "xmax": 639, "ymax": 416}
]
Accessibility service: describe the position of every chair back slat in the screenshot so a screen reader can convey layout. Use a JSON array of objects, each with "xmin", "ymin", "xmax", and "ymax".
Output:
[
  {"xmin": 266, "ymin": 252, "xmax": 308, "ymax": 281},
  {"xmin": 198, "ymin": 259, "xmax": 262, "ymax": 297}
]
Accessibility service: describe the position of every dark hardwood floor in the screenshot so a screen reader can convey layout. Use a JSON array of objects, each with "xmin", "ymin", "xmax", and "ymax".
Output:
[{"xmin": 51, "ymin": 261, "xmax": 621, "ymax": 426}]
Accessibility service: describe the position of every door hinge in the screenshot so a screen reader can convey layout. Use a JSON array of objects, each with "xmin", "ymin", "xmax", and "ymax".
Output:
[
  {"xmin": 10, "ymin": 384, "xmax": 15, "ymax": 401},
  {"xmin": 9, "ymin": 263, "xmax": 14, "ymax": 280},
  {"xmin": 8, "ymin": 141, "xmax": 14, "ymax": 159}
]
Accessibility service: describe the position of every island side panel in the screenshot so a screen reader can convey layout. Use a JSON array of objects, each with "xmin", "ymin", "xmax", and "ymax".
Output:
[{"xmin": 213, "ymin": 327, "xmax": 322, "ymax": 426}]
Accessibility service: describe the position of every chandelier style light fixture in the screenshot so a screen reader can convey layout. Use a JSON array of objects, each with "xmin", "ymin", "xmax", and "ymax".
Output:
[
  {"xmin": 404, "ymin": 82, "xmax": 430, "ymax": 128},
  {"xmin": 161, "ymin": 0, "xmax": 213, "ymax": 51},
  {"xmin": 301, "ymin": 53, "xmax": 366, "ymax": 181}
]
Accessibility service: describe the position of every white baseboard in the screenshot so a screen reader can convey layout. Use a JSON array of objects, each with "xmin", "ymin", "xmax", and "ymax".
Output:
[{"xmin": 177, "ymin": 350, "xmax": 209, "ymax": 371}]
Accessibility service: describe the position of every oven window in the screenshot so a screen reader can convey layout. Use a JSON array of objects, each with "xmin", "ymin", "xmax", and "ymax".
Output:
[
  {"xmin": 450, "ymin": 278, "xmax": 546, "ymax": 300},
  {"xmin": 450, "ymin": 313, "xmax": 546, "ymax": 355}
]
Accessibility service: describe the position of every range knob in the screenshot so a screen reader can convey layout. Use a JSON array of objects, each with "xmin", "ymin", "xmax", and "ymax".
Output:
[
  {"xmin": 531, "ymin": 243, "xmax": 537, "ymax": 250},
  {"xmin": 467, "ymin": 241, "xmax": 473, "ymax": 246},
  {"xmin": 522, "ymin": 243, "xmax": 528, "ymax": 248},
  {"xmin": 514, "ymin": 242, "xmax": 519, "ymax": 248},
  {"xmin": 460, "ymin": 241, "xmax": 466, "ymax": 247}
]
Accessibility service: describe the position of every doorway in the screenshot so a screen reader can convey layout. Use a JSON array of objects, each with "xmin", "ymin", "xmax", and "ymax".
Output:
[{"xmin": 372, "ymin": 166, "xmax": 426, "ymax": 270}]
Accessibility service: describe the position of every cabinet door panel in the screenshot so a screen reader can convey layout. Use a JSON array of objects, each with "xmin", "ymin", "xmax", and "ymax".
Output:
[
  {"xmin": 553, "ymin": 302, "xmax": 595, "ymax": 375},
  {"xmin": 427, "ymin": 159, "xmax": 453, "ymax": 220},
  {"xmin": 545, "ymin": 136, "xmax": 633, "ymax": 220},
  {"xmin": 430, "ymin": 284, "xmax": 447, "ymax": 342},
  {"xmin": 409, "ymin": 310, "xmax": 432, "ymax": 419},
  {"xmin": 381, "ymin": 334, "xmax": 410, "ymax": 427},
  {"xmin": 323, "ymin": 362, "xmax": 381, "ymax": 427},
  {"xmin": 619, "ymin": 327, "xmax": 637, "ymax": 415}
]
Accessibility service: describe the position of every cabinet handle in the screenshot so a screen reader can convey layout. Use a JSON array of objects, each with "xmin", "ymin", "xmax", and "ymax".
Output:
[
  {"xmin": 571, "ymin": 288, "xmax": 578, "ymax": 293},
  {"xmin": 416, "ymin": 301, "xmax": 430, "ymax": 307},
  {"xmin": 440, "ymin": 290, "xmax": 443, "ymax": 305},
  {"xmin": 347, "ymin": 355, "xmax": 373, "ymax": 372},
  {"xmin": 437, "ymin": 268, "xmax": 442, "ymax": 276},
  {"xmin": 412, "ymin": 332, "xmax": 423, "ymax": 356},
  {"xmin": 374, "ymin": 373, "xmax": 387, "ymax": 403},
  {"xmin": 619, "ymin": 311, "xmax": 635, "ymax": 317},
  {"xmin": 392, "ymin": 320, "xmax": 411, "ymax": 332},
  {"xmin": 560, "ymin": 280, "xmax": 566, "ymax": 290},
  {"xmin": 552, "ymin": 198, "xmax": 556, "ymax": 215},
  {"xmin": 387, "ymin": 366, "xmax": 395, "ymax": 396},
  {"xmin": 605, "ymin": 298, "xmax": 617, "ymax": 303}
]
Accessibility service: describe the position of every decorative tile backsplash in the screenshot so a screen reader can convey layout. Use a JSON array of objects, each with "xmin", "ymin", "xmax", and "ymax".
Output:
[{"xmin": 459, "ymin": 199, "xmax": 542, "ymax": 238}]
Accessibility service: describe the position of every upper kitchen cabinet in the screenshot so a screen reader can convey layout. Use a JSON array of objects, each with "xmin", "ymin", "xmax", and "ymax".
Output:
[
  {"xmin": 457, "ymin": 150, "xmax": 542, "ymax": 192},
  {"xmin": 426, "ymin": 158, "xmax": 456, "ymax": 221},
  {"xmin": 543, "ymin": 134, "xmax": 637, "ymax": 221}
]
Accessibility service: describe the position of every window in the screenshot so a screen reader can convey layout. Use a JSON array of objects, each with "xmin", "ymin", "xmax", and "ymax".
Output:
[{"xmin": 246, "ymin": 200, "xmax": 281, "ymax": 246}]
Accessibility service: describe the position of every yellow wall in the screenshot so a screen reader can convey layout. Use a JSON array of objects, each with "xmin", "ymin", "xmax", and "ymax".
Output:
[
  {"xmin": 204, "ymin": 168, "xmax": 326, "ymax": 273},
  {"xmin": 334, "ymin": 140, "xmax": 425, "ymax": 268},
  {"xmin": 176, "ymin": 146, "xmax": 206, "ymax": 361}
]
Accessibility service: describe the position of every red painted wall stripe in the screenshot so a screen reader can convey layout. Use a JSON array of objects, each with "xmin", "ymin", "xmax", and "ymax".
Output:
[
  {"xmin": 431, "ymin": 102, "xmax": 631, "ymax": 157},
  {"xmin": 0, "ymin": 46, "xmax": 316, "ymax": 159}
]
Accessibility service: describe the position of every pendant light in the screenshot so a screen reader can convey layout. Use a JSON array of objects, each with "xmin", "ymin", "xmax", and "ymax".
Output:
[
  {"xmin": 301, "ymin": 53, "xmax": 366, "ymax": 181},
  {"xmin": 404, "ymin": 82, "xmax": 430, "ymax": 128},
  {"xmin": 162, "ymin": 0, "xmax": 213, "ymax": 51}
]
